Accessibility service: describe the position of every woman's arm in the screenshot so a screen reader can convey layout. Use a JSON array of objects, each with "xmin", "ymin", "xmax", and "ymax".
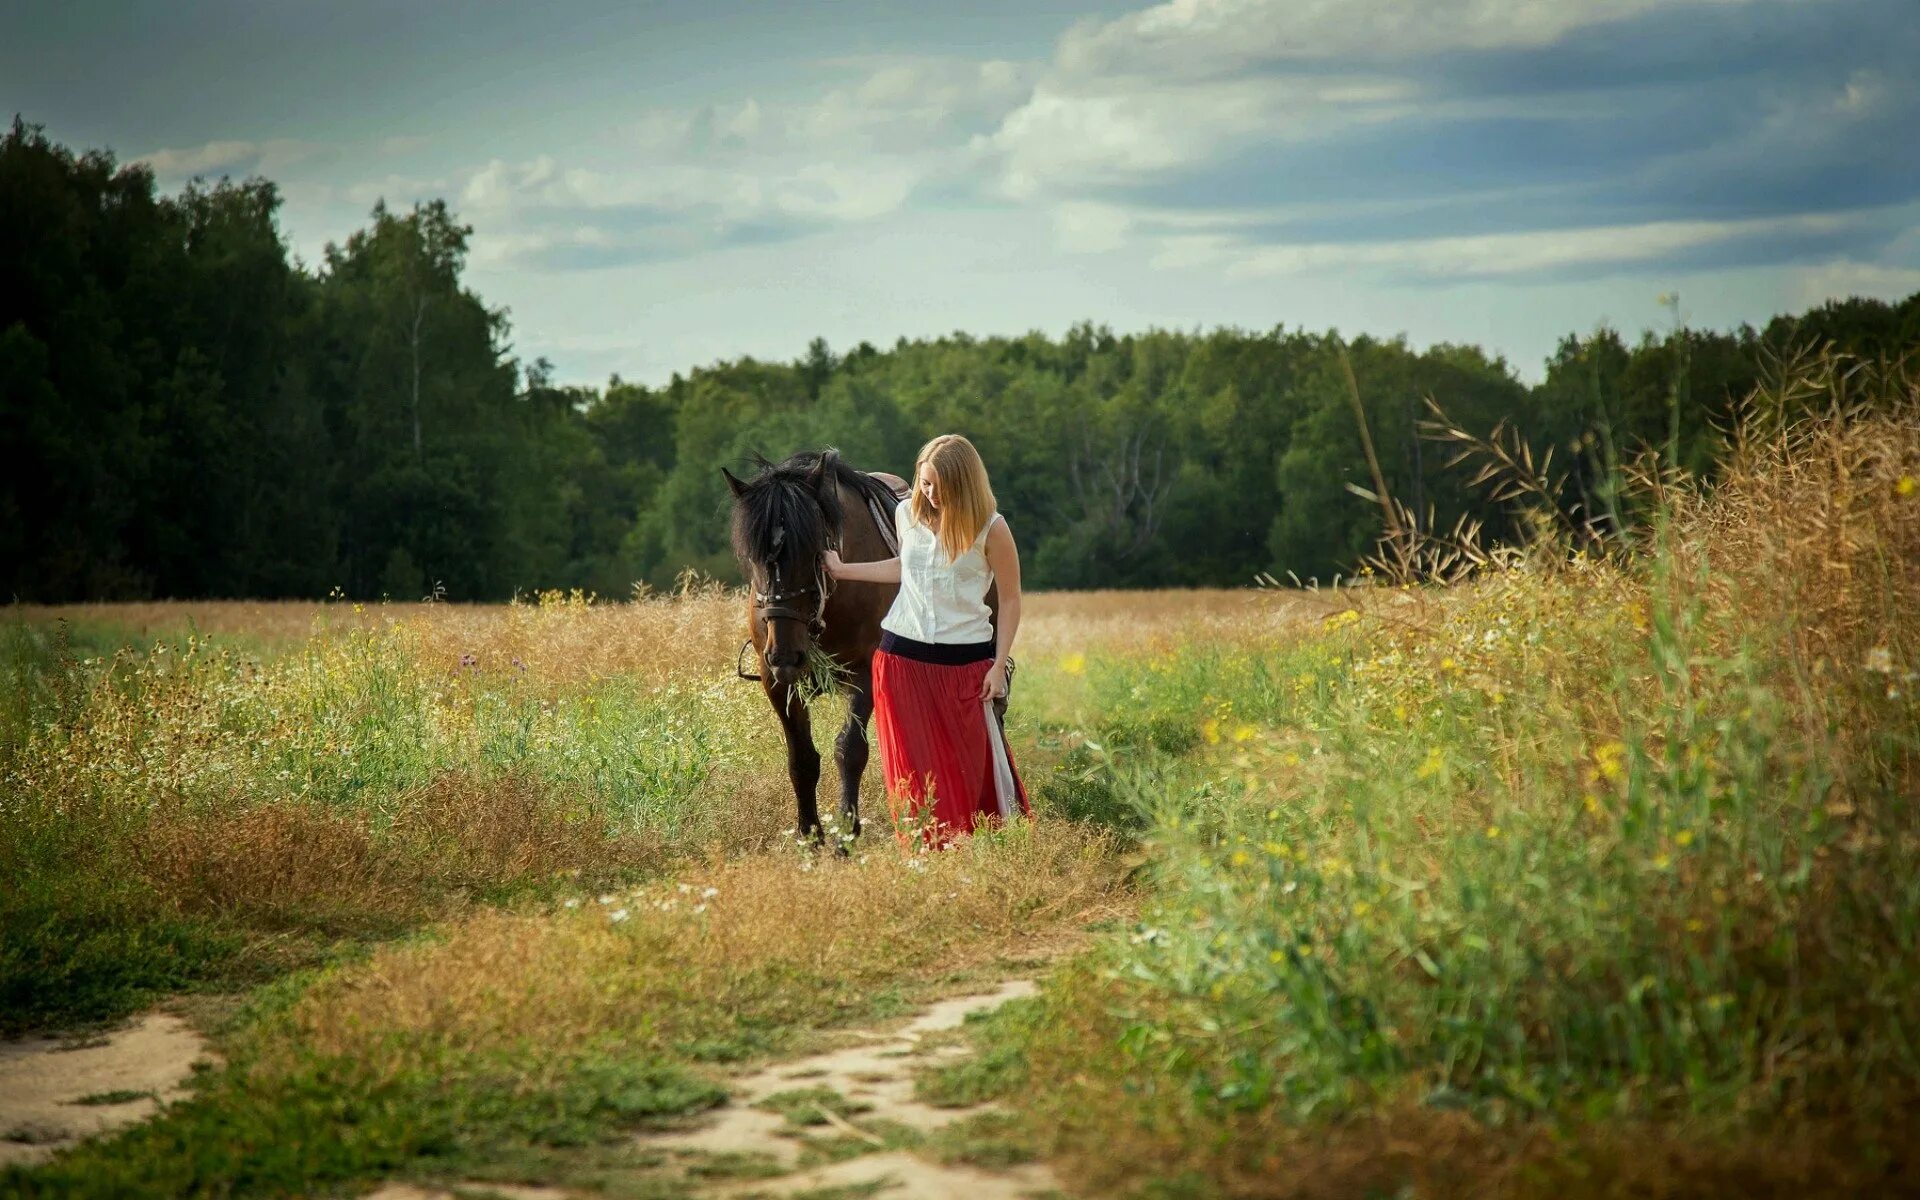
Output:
[
  {"xmin": 825, "ymin": 549, "xmax": 901, "ymax": 583},
  {"xmin": 981, "ymin": 518, "xmax": 1021, "ymax": 701}
]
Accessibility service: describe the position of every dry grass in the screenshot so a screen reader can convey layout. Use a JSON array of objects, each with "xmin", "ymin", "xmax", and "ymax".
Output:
[
  {"xmin": 128, "ymin": 772, "xmax": 704, "ymax": 933},
  {"xmin": 1019, "ymin": 587, "xmax": 1339, "ymax": 660},
  {"xmin": 266, "ymin": 819, "xmax": 1130, "ymax": 1079}
]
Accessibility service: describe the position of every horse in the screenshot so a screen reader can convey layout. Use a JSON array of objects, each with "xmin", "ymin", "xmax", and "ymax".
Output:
[{"xmin": 723, "ymin": 449, "xmax": 908, "ymax": 846}]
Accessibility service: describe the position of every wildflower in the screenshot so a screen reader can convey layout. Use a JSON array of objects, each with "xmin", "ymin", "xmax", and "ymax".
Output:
[
  {"xmin": 701, "ymin": 886, "xmax": 719, "ymax": 900},
  {"xmin": 1684, "ymin": 917, "xmax": 1704, "ymax": 933},
  {"xmin": 1351, "ymin": 901, "xmax": 1372, "ymax": 918},
  {"xmin": 609, "ymin": 909, "xmax": 629, "ymax": 923},
  {"xmin": 1059, "ymin": 652, "xmax": 1087, "ymax": 676},
  {"xmin": 1233, "ymin": 724, "xmax": 1257, "ymax": 743},
  {"xmin": 1593, "ymin": 740, "xmax": 1627, "ymax": 782},
  {"xmin": 598, "ymin": 894, "xmax": 615, "ymax": 905},
  {"xmin": 1675, "ymin": 830, "xmax": 1694, "ymax": 847},
  {"xmin": 563, "ymin": 898, "xmax": 580, "ymax": 909},
  {"xmin": 1203, "ymin": 718, "xmax": 1222, "ymax": 745},
  {"xmin": 1898, "ymin": 475, "xmax": 1916, "ymax": 497},
  {"xmin": 1230, "ymin": 850, "xmax": 1251, "ymax": 867},
  {"xmin": 693, "ymin": 904, "xmax": 707, "ymax": 915},
  {"xmin": 1416, "ymin": 748, "xmax": 1445, "ymax": 781},
  {"xmin": 1864, "ymin": 646, "xmax": 1894, "ymax": 674},
  {"xmin": 460, "ymin": 653, "xmax": 478, "ymax": 669},
  {"xmin": 1652, "ymin": 853, "xmax": 1672, "ymax": 870},
  {"xmin": 1485, "ymin": 825, "xmax": 1499, "ymax": 839}
]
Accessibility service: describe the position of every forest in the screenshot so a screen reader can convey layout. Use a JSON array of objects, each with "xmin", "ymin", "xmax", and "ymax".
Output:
[{"xmin": 6, "ymin": 117, "xmax": 1918, "ymax": 602}]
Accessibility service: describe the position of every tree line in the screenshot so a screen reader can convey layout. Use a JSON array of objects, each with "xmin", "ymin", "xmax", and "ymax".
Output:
[{"xmin": 5, "ymin": 119, "xmax": 1917, "ymax": 602}]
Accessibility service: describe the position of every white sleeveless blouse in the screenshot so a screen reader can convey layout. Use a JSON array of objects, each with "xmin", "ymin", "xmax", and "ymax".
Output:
[{"xmin": 880, "ymin": 506, "xmax": 1001, "ymax": 644}]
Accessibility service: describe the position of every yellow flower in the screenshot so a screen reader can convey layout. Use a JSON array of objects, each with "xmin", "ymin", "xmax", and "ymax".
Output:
[
  {"xmin": 1485, "ymin": 825, "xmax": 1500, "ymax": 839},
  {"xmin": 1232, "ymin": 723, "xmax": 1257, "ymax": 743},
  {"xmin": 1059, "ymin": 652, "xmax": 1087, "ymax": 676},
  {"xmin": 1351, "ymin": 901, "xmax": 1372, "ymax": 918},
  {"xmin": 1652, "ymin": 853, "xmax": 1671, "ymax": 870},
  {"xmin": 1230, "ymin": 850, "xmax": 1252, "ymax": 867},
  {"xmin": 1202, "ymin": 718, "xmax": 1222, "ymax": 745},
  {"xmin": 1675, "ymin": 830, "xmax": 1694, "ymax": 847},
  {"xmin": 1416, "ymin": 748, "xmax": 1445, "ymax": 780},
  {"xmin": 1898, "ymin": 475, "xmax": 1916, "ymax": 497},
  {"xmin": 1593, "ymin": 739, "xmax": 1626, "ymax": 782}
]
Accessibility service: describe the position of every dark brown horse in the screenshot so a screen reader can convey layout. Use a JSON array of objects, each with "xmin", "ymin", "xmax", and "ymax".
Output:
[{"xmin": 723, "ymin": 450, "xmax": 906, "ymax": 845}]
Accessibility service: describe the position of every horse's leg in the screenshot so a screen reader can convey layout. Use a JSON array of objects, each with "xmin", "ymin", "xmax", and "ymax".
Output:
[
  {"xmin": 833, "ymin": 666, "xmax": 875, "ymax": 850},
  {"xmin": 771, "ymin": 684, "xmax": 823, "ymax": 843}
]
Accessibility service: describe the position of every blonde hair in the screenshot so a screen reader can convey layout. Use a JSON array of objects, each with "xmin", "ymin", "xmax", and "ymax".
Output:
[{"xmin": 910, "ymin": 434, "xmax": 997, "ymax": 562}]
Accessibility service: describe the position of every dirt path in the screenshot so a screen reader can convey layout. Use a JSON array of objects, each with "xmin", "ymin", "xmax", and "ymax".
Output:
[
  {"xmin": 647, "ymin": 978, "xmax": 1056, "ymax": 1198},
  {"xmin": 0, "ymin": 1012, "xmax": 216, "ymax": 1167}
]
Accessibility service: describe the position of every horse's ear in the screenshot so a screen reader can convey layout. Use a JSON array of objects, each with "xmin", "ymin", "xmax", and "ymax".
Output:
[
  {"xmin": 807, "ymin": 450, "xmax": 837, "ymax": 493},
  {"xmin": 721, "ymin": 467, "xmax": 748, "ymax": 498}
]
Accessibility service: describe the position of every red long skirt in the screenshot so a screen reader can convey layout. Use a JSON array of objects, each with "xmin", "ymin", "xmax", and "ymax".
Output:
[{"xmin": 872, "ymin": 651, "xmax": 1031, "ymax": 847}]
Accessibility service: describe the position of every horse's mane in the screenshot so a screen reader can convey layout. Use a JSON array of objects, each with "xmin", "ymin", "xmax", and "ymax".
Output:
[{"xmin": 729, "ymin": 449, "xmax": 896, "ymax": 578}]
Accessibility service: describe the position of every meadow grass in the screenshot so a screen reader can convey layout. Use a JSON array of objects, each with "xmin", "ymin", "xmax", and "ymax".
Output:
[
  {"xmin": 956, "ymin": 364, "xmax": 1920, "ymax": 1197},
  {"xmin": 4, "ymin": 357, "xmax": 1913, "ymax": 1197},
  {"xmin": 1, "ymin": 584, "xmax": 1135, "ymax": 1196}
]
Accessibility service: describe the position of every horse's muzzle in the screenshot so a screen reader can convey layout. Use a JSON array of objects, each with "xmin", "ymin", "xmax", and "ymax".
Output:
[{"xmin": 765, "ymin": 648, "xmax": 804, "ymax": 687}]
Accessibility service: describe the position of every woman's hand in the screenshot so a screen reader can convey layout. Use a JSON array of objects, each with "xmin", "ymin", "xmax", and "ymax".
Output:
[
  {"xmin": 979, "ymin": 657, "xmax": 1010, "ymax": 701},
  {"xmin": 825, "ymin": 553, "xmax": 902, "ymax": 584}
]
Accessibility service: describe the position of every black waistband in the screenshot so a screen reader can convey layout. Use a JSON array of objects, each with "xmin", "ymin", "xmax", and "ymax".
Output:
[{"xmin": 879, "ymin": 630, "xmax": 996, "ymax": 665}]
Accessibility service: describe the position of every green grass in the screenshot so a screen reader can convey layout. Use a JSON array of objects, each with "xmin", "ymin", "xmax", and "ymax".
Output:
[
  {"xmin": 2, "ymin": 1049, "xmax": 723, "ymax": 1198},
  {"xmin": 66, "ymin": 1092, "xmax": 152, "ymax": 1107},
  {"xmin": 923, "ymin": 1110, "xmax": 1038, "ymax": 1168},
  {"xmin": 993, "ymin": 559, "xmax": 1920, "ymax": 1194},
  {"xmin": 913, "ymin": 999, "xmax": 1039, "ymax": 1109},
  {"xmin": 755, "ymin": 1087, "xmax": 875, "ymax": 1129}
]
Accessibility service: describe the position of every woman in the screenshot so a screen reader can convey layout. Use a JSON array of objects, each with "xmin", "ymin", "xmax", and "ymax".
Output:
[{"xmin": 826, "ymin": 434, "xmax": 1030, "ymax": 845}]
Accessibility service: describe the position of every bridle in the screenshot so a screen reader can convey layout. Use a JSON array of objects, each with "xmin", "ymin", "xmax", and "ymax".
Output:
[
  {"xmin": 736, "ymin": 523, "xmax": 834, "ymax": 681},
  {"xmin": 754, "ymin": 559, "xmax": 830, "ymax": 637}
]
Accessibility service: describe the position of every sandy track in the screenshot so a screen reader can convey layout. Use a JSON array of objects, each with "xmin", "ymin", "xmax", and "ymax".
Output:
[
  {"xmin": 649, "ymin": 978, "xmax": 1056, "ymax": 1198},
  {"xmin": 0, "ymin": 1012, "xmax": 215, "ymax": 1167}
]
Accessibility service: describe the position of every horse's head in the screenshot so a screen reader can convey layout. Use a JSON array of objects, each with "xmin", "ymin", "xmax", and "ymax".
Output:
[{"xmin": 724, "ymin": 450, "xmax": 847, "ymax": 688}]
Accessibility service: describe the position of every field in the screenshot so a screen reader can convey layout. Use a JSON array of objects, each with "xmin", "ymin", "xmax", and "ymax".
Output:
[{"xmin": 3, "ymin": 374, "xmax": 1918, "ymax": 1198}]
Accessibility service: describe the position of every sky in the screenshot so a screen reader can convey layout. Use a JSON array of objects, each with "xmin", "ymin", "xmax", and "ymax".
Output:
[{"xmin": 8, "ymin": 0, "xmax": 1920, "ymax": 386}]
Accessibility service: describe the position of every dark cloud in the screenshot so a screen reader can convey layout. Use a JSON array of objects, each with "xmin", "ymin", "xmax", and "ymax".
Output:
[{"xmin": 1042, "ymin": 0, "xmax": 1920, "ymax": 278}]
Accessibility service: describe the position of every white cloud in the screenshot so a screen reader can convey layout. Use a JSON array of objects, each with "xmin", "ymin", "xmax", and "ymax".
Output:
[
  {"xmin": 1052, "ymin": 201, "xmax": 1134, "ymax": 253},
  {"xmin": 982, "ymin": 73, "xmax": 1414, "ymax": 199},
  {"xmin": 1788, "ymin": 259, "xmax": 1920, "ymax": 308},
  {"xmin": 1145, "ymin": 210, "xmax": 1865, "ymax": 279},
  {"xmin": 1057, "ymin": 0, "xmax": 1769, "ymax": 78},
  {"xmin": 136, "ymin": 138, "xmax": 318, "ymax": 179}
]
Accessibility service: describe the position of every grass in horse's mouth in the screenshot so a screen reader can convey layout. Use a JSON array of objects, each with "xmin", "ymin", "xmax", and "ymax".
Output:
[{"xmin": 795, "ymin": 645, "xmax": 851, "ymax": 704}]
